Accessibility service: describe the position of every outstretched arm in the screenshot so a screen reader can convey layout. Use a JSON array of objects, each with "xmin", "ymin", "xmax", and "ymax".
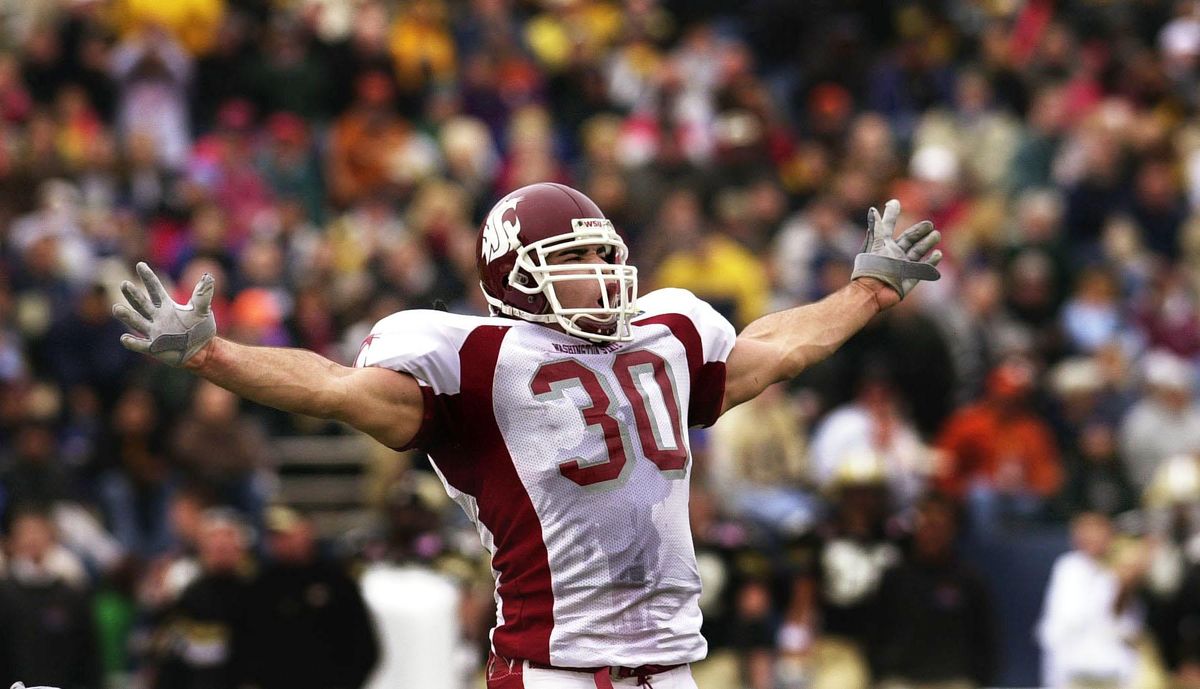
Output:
[
  {"xmin": 184, "ymin": 338, "xmax": 423, "ymax": 449},
  {"xmin": 114, "ymin": 263, "xmax": 423, "ymax": 449},
  {"xmin": 721, "ymin": 200, "xmax": 942, "ymax": 413}
]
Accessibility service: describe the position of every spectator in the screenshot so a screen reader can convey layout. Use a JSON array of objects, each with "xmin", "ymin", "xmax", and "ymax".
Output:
[
  {"xmin": 322, "ymin": 2, "xmax": 396, "ymax": 116},
  {"xmin": 387, "ymin": 0, "xmax": 456, "ymax": 98},
  {"xmin": 913, "ymin": 69, "xmax": 1022, "ymax": 196},
  {"xmin": 117, "ymin": 130, "xmax": 184, "ymax": 221},
  {"xmin": 250, "ymin": 19, "xmax": 332, "ymax": 123},
  {"xmin": 1007, "ymin": 85, "xmax": 1067, "ymax": 195},
  {"xmin": 0, "ymin": 53, "xmax": 32, "ymax": 125},
  {"xmin": 111, "ymin": 28, "xmax": 192, "ymax": 170},
  {"xmin": 326, "ymin": 70, "xmax": 420, "ymax": 207},
  {"xmin": 20, "ymin": 25, "xmax": 69, "ymax": 108},
  {"xmin": 687, "ymin": 484, "xmax": 773, "ymax": 689},
  {"xmin": 1060, "ymin": 266, "xmax": 1127, "ymax": 356},
  {"xmin": 930, "ymin": 266, "xmax": 1024, "ymax": 404},
  {"xmin": 188, "ymin": 99, "xmax": 274, "ymax": 244},
  {"xmin": 0, "ymin": 389, "xmax": 124, "ymax": 576},
  {"xmin": 258, "ymin": 112, "xmax": 325, "ymax": 225},
  {"xmin": 1139, "ymin": 454, "xmax": 1200, "ymax": 679},
  {"xmin": 1131, "ymin": 265, "xmax": 1200, "ymax": 359},
  {"xmin": 149, "ymin": 507, "xmax": 252, "ymax": 689},
  {"xmin": 136, "ymin": 483, "xmax": 213, "ymax": 614},
  {"xmin": 493, "ymin": 104, "xmax": 569, "ymax": 194},
  {"xmin": 809, "ymin": 368, "xmax": 932, "ymax": 511},
  {"xmin": 1061, "ymin": 420, "xmax": 1137, "ymax": 518},
  {"xmin": 1119, "ymin": 350, "xmax": 1200, "ymax": 490},
  {"xmin": 652, "ymin": 223, "xmax": 769, "ymax": 328},
  {"xmin": 868, "ymin": 37, "xmax": 956, "ymax": 140},
  {"xmin": 10, "ymin": 179, "xmax": 96, "ymax": 291},
  {"xmin": 96, "ymin": 385, "xmax": 176, "ymax": 559},
  {"xmin": 437, "ymin": 115, "xmax": 499, "ymax": 219},
  {"xmin": 189, "ymin": 14, "xmax": 257, "ymax": 131},
  {"xmin": 707, "ymin": 382, "xmax": 816, "ymax": 535},
  {"xmin": 1036, "ymin": 512, "xmax": 1149, "ymax": 689},
  {"xmin": 1049, "ymin": 356, "xmax": 1136, "ymax": 517},
  {"xmin": 0, "ymin": 506, "xmax": 102, "ymax": 689},
  {"xmin": 936, "ymin": 358, "xmax": 1063, "ymax": 532},
  {"xmin": 241, "ymin": 506, "xmax": 378, "ymax": 689},
  {"xmin": 771, "ymin": 195, "xmax": 862, "ymax": 305},
  {"xmin": 1128, "ymin": 156, "xmax": 1188, "ymax": 261},
  {"xmin": 873, "ymin": 494, "xmax": 997, "ymax": 689},
  {"xmin": 169, "ymin": 380, "xmax": 270, "ymax": 519},
  {"xmin": 1061, "ymin": 119, "xmax": 1126, "ymax": 254},
  {"xmin": 781, "ymin": 453, "xmax": 902, "ymax": 689},
  {"xmin": 43, "ymin": 283, "xmax": 137, "ymax": 405}
]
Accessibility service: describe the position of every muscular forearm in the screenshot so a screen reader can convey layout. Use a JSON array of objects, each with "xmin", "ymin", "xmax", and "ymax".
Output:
[
  {"xmin": 116, "ymin": 262, "xmax": 422, "ymax": 447},
  {"xmin": 185, "ymin": 338, "xmax": 355, "ymax": 422},
  {"xmin": 743, "ymin": 279, "xmax": 883, "ymax": 382}
]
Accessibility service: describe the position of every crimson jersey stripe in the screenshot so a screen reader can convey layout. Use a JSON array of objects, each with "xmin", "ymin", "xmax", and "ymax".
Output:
[
  {"xmin": 429, "ymin": 324, "xmax": 556, "ymax": 664},
  {"xmin": 393, "ymin": 384, "xmax": 442, "ymax": 452},
  {"xmin": 633, "ymin": 314, "xmax": 728, "ymax": 427}
]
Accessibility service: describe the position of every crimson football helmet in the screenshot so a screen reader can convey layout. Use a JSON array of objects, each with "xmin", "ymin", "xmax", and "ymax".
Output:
[{"xmin": 476, "ymin": 183, "xmax": 638, "ymax": 342}]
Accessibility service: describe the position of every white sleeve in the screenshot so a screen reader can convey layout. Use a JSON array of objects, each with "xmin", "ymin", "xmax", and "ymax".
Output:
[
  {"xmin": 354, "ymin": 310, "xmax": 489, "ymax": 451},
  {"xmin": 636, "ymin": 288, "xmax": 737, "ymax": 427},
  {"xmin": 353, "ymin": 310, "xmax": 471, "ymax": 395},
  {"xmin": 638, "ymin": 288, "xmax": 737, "ymax": 364}
]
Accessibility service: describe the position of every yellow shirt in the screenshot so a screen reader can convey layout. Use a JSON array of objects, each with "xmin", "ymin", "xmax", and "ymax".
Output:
[
  {"xmin": 112, "ymin": 0, "xmax": 224, "ymax": 55},
  {"xmin": 652, "ymin": 235, "xmax": 768, "ymax": 328},
  {"xmin": 524, "ymin": 2, "xmax": 623, "ymax": 71},
  {"xmin": 389, "ymin": 18, "xmax": 456, "ymax": 89}
]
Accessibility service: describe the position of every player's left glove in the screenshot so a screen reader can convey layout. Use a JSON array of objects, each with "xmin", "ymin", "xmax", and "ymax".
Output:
[
  {"xmin": 112, "ymin": 261, "xmax": 216, "ymax": 366},
  {"xmin": 851, "ymin": 198, "xmax": 943, "ymax": 299},
  {"xmin": 12, "ymin": 682, "xmax": 62, "ymax": 689}
]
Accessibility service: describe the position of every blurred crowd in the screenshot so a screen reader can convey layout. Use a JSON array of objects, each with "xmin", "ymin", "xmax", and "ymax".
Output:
[{"xmin": 7, "ymin": 0, "xmax": 1200, "ymax": 687}]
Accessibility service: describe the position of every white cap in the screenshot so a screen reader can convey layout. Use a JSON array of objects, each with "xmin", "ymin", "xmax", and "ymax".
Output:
[
  {"xmin": 1143, "ymin": 349, "xmax": 1194, "ymax": 392},
  {"xmin": 1145, "ymin": 454, "xmax": 1200, "ymax": 507},
  {"xmin": 910, "ymin": 145, "xmax": 960, "ymax": 183},
  {"xmin": 1161, "ymin": 18, "xmax": 1200, "ymax": 59},
  {"xmin": 1051, "ymin": 357, "xmax": 1103, "ymax": 397}
]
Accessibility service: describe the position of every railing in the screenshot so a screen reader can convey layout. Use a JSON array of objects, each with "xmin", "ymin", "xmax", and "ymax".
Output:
[{"xmin": 269, "ymin": 433, "xmax": 377, "ymax": 537}]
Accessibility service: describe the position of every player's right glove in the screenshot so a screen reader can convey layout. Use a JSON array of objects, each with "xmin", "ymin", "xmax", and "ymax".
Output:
[
  {"xmin": 11, "ymin": 682, "xmax": 62, "ymax": 689},
  {"xmin": 851, "ymin": 198, "xmax": 943, "ymax": 299},
  {"xmin": 112, "ymin": 261, "xmax": 216, "ymax": 366}
]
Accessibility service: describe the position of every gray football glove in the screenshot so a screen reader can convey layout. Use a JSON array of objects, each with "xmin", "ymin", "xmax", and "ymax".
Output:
[
  {"xmin": 851, "ymin": 199, "xmax": 943, "ymax": 299},
  {"xmin": 113, "ymin": 261, "xmax": 216, "ymax": 366},
  {"xmin": 12, "ymin": 682, "xmax": 61, "ymax": 689}
]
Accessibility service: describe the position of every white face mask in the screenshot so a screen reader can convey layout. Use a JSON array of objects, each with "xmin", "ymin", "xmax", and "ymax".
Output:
[{"xmin": 483, "ymin": 219, "xmax": 640, "ymax": 343}]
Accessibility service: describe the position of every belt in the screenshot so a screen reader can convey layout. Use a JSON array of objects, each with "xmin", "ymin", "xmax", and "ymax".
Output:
[
  {"xmin": 528, "ymin": 660, "xmax": 682, "ymax": 677},
  {"xmin": 527, "ymin": 660, "xmax": 681, "ymax": 687}
]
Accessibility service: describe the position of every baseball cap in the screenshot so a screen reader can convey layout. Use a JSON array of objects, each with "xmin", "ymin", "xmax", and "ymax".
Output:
[{"xmin": 1143, "ymin": 349, "xmax": 1194, "ymax": 392}]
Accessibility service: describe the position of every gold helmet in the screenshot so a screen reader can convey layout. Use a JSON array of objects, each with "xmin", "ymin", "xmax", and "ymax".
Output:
[
  {"xmin": 1144, "ymin": 454, "xmax": 1200, "ymax": 509},
  {"xmin": 829, "ymin": 449, "xmax": 888, "ymax": 491}
]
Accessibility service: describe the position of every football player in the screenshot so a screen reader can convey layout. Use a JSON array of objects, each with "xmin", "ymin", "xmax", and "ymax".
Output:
[{"xmin": 114, "ymin": 182, "xmax": 940, "ymax": 688}]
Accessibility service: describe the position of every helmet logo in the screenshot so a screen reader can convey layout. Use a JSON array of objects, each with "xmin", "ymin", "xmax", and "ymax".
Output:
[{"xmin": 481, "ymin": 195, "xmax": 523, "ymax": 264}]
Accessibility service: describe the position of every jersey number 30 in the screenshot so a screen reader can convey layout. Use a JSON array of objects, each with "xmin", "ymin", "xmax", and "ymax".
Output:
[{"xmin": 531, "ymin": 351, "xmax": 687, "ymax": 487}]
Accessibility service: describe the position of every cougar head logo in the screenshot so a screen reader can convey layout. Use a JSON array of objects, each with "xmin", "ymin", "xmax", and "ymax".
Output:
[{"xmin": 481, "ymin": 196, "xmax": 523, "ymax": 264}]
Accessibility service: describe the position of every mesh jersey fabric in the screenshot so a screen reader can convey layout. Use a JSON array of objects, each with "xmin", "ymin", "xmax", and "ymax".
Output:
[{"xmin": 356, "ymin": 288, "xmax": 736, "ymax": 666}]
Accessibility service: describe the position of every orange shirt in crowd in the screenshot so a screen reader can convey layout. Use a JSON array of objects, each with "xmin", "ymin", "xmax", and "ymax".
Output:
[{"xmin": 935, "ymin": 402, "xmax": 1064, "ymax": 498}]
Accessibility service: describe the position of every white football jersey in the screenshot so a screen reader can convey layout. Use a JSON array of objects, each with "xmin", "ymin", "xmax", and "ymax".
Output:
[{"xmin": 355, "ymin": 288, "xmax": 736, "ymax": 667}]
